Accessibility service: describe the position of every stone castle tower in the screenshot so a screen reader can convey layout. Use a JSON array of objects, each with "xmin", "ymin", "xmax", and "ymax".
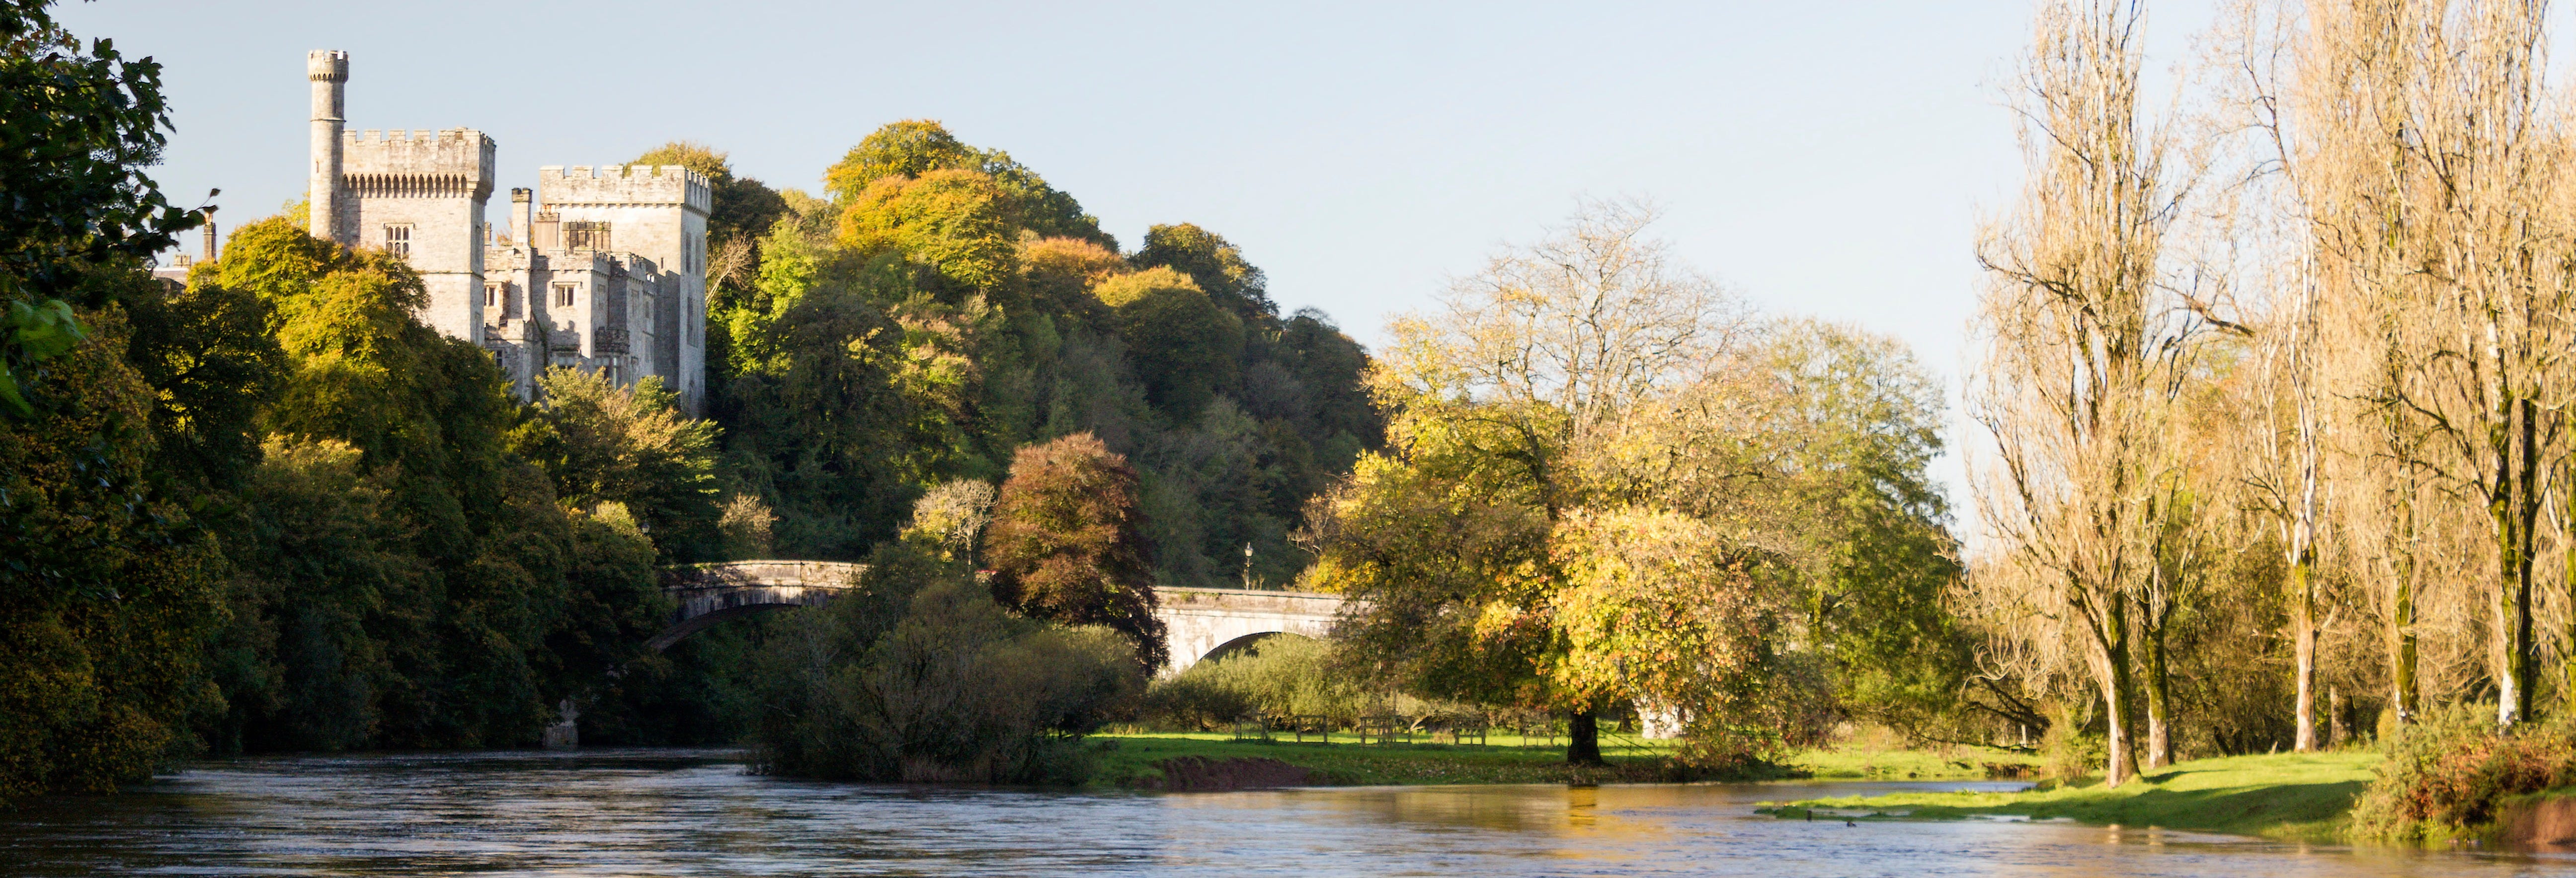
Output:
[{"xmin": 304, "ymin": 49, "xmax": 708, "ymax": 412}]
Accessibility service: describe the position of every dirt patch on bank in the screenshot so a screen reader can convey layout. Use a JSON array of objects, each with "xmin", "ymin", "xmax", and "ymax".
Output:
[
  {"xmin": 2500, "ymin": 795, "xmax": 2576, "ymax": 847},
  {"xmin": 1139, "ymin": 756, "xmax": 1318, "ymax": 792}
]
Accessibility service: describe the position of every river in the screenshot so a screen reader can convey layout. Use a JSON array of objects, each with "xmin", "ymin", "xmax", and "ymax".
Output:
[{"xmin": 0, "ymin": 749, "xmax": 2566, "ymax": 876}]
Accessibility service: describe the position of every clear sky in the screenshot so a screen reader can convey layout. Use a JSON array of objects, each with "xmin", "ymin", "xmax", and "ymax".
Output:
[{"xmin": 68, "ymin": 0, "xmax": 2227, "ymax": 509}]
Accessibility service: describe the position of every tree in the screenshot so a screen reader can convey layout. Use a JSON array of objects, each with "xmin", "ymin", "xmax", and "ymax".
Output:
[
  {"xmin": 1131, "ymin": 224, "xmax": 1273, "ymax": 321},
  {"xmin": 0, "ymin": 0, "xmax": 205, "ymax": 414},
  {"xmin": 513, "ymin": 366, "xmax": 721, "ymax": 559},
  {"xmin": 1970, "ymin": 0, "xmax": 2194, "ymax": 788},
  {"xmin": 1093, "ymin": 266, "xmax": 1243, "ymax": 420},
  {"xmin": 822, "ymin": 119, "xmax": 1108, "ymax": 246},
  {"xmin": 838, "ymin": 169, "xmax": 1019, "ymax": 295},
  {"xmin": 1315, "ymin": 199, "xmax": 1754, "ymax": 765},
  {"xmin": 983, "ymin": 433, "xmax": 1167, "ymax": 669},
  {"xmin": 0, "ymin": 307, "xmax": 225, "ymax": 799}
]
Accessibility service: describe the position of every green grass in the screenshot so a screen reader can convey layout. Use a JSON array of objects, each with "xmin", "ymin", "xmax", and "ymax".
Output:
[
  {"xmin": 1089, "ymin": 730, "xmax": 1677, "ymax": 787},
  {"xmin": 1789, "ymin": 745, "xmax": 2040, "ymax": 781},
  {"xmin": 1764, "ymin": 751, "xmax": 2384, "ymax": 840},
  {"xmin": 1088, "ymin": 732, "xmax": 2040, "ymax": 788}
]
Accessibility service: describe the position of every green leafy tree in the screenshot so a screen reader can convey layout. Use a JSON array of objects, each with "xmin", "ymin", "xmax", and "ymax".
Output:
[
  {"xmin": 513, "ymin": 366, "xmax": 722, "ymax": 559},
  {"xmin": 0, "ymin": 0, "xmax": 251, "ymax": 801},
  {"xmin": 0, "ymin": 307, "xmax": 226, "ymax": 800},
  {"xmin": 984, "ymin": 432, "xmax": 1168, "ymax": 668},
  {"xmin": 1310, "ymin": 201, "xmax": 1769, "ymax": 765},
  {"xmin": 1092, "ymin": 266, "xmax": 1242, "ymax": 420},
  {"xmin": 0, "ymin": 0, "xmax": 205, "ymax": 414},
  {"xmin": 1131, "ymin": 223, "xmax": 1272, "ymax": 321},
  {"xmin": 204, "ymin": 213, "xmax": 572, "ymax": 750},
  {"xmin": 822, "ymin": 119, "xmax": 1108, "ymax": 246},
  {"xmin": 838, "ymin": 169, "xmax": 1019, "ymax": 294}
]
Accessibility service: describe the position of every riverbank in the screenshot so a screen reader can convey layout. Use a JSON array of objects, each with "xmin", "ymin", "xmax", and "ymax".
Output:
[
  {"xmin": 1089, "ymin": 732, "xmax": 2041, "ymax": 789},
  {"xmin": 1763, "ymin": 751, "xmax": 2384, "ymax": 840}
]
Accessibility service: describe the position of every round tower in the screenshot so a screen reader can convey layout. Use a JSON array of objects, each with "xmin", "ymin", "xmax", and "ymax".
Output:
[{"xmin": 307, "ymin": 50, "xmax": 348, "ymax": 243}]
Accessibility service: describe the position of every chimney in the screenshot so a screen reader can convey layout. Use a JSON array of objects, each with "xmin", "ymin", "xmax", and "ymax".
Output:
[
  {"xmin": 306, "ymin": 50, "xmax": 349, "ymax": 244},
  {"xmin": 201, "ymin": 205, "xmax": 219, "ymax": 263},
  {"xmin": 510, "ymin": 188, "xmax": 531, "ymax": 247},
  {"xmin": 532, "ymin": 210, "xmax": 560, "ymax": 251}
]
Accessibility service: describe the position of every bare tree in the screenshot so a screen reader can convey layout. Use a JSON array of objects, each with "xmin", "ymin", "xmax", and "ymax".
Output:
[{"xmin": 1972, "ymin": 0, "xmax": 2200, "ymax": 788}]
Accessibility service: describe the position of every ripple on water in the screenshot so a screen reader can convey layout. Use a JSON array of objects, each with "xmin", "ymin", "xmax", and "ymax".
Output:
[{"xmin": 0, "ymin": 749, "xmax": 2566, "ymax": 877}]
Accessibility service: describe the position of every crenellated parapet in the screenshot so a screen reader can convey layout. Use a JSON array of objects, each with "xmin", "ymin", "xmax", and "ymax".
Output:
[
  {"xmin": 538, "ymin": 164, "xmax": 711, "ymax": 214},
  {"xmin": 343, "ymin": 128, "xmax": 495, "ymax": 199}
]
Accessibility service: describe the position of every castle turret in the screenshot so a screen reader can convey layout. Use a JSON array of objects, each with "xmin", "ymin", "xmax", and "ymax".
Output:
[{"xmin": 307, "ymin": 50, "xmax": 348, "ymax": 243}]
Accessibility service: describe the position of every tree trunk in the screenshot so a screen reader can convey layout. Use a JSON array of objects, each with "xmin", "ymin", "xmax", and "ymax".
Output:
[
  {"xmin": 1566, "ymin": 711, "xmax": 1605, "ymax": 766},
  {"xmin": 2496, "ymin": 397, "xmax": 2539, "ymax": 729},
  {"xmin": 2143, "ymin": 615, "xmax": 2172, "ymax": 771},
  {"xmin": 2565, "ymin": 460, "xmax": 2576, "ymax": 713},
  {"xmin": 2327, "ymin": 687, "xmax": 2345, "ymax": 748},
  {"xmin": 2292, "ymin": 552, "xmax": 2318, "ymax": 752},
  {"xmin": 2392, "ymin": 460, "xmax": 2419, "ymax": 726},
  {"xmin": 2091, "ymin": 595, "xmax": 2133, "ymax": 788}
]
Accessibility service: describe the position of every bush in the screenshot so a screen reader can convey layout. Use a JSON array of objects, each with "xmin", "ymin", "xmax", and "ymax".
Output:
[
  {"xmin": 748, "ymin": 543, "xmax": 1140, "ymax": 784},
  {"xmin": 2351, "ymin": 704, "xmax": 2576, "ymax": 842},
  {"xmin": 1141, "ymin": 636, "xmax": 1372, "ymax": 729}
]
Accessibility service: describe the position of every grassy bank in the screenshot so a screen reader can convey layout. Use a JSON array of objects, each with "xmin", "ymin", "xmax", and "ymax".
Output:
[
  {"xmin": 1089, "ymin": 732, "xmax": 2041, "ymax": 788},
  {"xmin": 1091, "ymin": 731, "xmax": 1681, "ymax": 787},
  {"xmin": 1764, "ymin": 751, "xmax": 2383, "ymax": 840}
]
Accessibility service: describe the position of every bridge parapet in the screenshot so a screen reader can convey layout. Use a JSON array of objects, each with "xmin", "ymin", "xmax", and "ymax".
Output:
[{"xmin": 646, "ymin": 562, "xmax": 1351, "ymax": 671}]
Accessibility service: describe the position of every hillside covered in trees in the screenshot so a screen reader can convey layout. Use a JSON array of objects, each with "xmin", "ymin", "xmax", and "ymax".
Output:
[{"xmin": 645, "ymin": 122, "xmax": 1380, "ymax": 587}]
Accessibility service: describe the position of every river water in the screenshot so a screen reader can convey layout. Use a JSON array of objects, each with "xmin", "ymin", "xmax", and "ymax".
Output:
[{"xmin": 1, "ymin": 749, "xmax": 2567, "ymax": 877}]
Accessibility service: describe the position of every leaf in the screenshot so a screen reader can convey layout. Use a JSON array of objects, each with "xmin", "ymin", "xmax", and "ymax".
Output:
[
  {"xmin": 0, "ymin": 364, "xmax": 31, "ymax": 417},
  {"xmin": 8, "ymin": 298, "xmax": 85, "ymax": 359}
]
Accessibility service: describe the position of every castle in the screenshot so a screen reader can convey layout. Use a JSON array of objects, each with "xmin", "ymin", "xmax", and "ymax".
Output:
[{"xmin": 302, "ymin": 50, "xmax": 709, "ymax": 413}]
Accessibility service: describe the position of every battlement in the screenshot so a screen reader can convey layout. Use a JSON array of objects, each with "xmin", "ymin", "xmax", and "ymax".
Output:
[
  {"xmin": 537, "ymin": 165, "xmax": 711, "ymax": 214},
  {"xmin": 307, "ymin": 50, "xmax": 347, "ymax": 82},
  {"xmin": 343, "ymin": 129, "xmax": 495, "ymax": 199}
]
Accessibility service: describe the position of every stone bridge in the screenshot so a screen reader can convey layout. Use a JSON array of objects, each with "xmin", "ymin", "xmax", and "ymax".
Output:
[{"xmin": 651, "ymin": 560, "xmax": 1344, "ymax": 670}]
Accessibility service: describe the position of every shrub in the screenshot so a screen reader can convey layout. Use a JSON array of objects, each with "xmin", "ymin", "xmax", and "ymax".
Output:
[
  {"xmin": 1141, "ymin": 636, "xmax": 1372, "ymax": 729},
  {"xmin": 747, "ymin": 542, "xmax": 1140, "ymax": 784},
  {"xmin": 2351, "ymin": 704, "xmax": 2576, "ymax": 842}
]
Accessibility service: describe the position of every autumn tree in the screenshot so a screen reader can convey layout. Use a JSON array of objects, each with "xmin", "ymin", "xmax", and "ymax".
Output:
[
  {"xmin": 984, "ymin": 433, "xmax": 1167, "ymax": 669},
  {"xmin": 1314, "ymin": 199, "xmax": 1759, "ymax": 765}
]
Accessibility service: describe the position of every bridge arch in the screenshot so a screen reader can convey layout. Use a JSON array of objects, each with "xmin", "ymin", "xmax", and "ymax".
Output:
[
  {"xmin": 648, "ymin": 560, "xmax": 865, "ymax": 651},
  {"xmin": 1195, "ymin": 631, "xmax": 1316, "ymax": 666},
  {"xmin": 1154, "ymin": 586, "xmax": 1340, "ymax": 673}
]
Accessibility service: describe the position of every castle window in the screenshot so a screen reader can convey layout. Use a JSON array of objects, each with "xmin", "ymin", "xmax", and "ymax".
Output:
[
  {"xmin": 484, "ymin": 283, "xmax": 500, "ymax": 308},
  {"xmin": 383, "ymin": 224, "xmax": 412, "ymax": 258},
  {"xmin": 553, "ymin": 283, "xmax": 577, "ymax": 308},
  {"xmin": 563, "ymin": 221, "xmax": 610, "ymax": 251}
]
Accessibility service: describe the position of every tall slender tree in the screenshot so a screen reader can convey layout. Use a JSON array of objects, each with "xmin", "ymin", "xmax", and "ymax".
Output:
[{"xmin": 1972, "ymin": 0, "xmax": 2196, "ymax": 787}]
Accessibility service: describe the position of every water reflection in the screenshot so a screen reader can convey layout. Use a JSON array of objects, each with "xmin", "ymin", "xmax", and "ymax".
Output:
[{"xmin": 0, "ymin": 749, "xmax": 2564, "ymax": 877}]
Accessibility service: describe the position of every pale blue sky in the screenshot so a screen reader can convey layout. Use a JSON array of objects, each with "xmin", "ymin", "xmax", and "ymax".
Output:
[{"xmin": 71, "ymin": 0, "xmax": 2230, "ymax": 507}]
